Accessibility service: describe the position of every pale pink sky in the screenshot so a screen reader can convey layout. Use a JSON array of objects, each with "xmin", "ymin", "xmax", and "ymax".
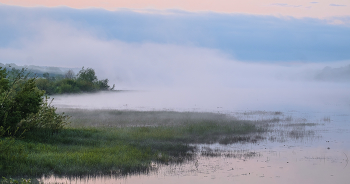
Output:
[{"xmin": 1, "ymin": 0, "xmax": 350, "ymax": 18}]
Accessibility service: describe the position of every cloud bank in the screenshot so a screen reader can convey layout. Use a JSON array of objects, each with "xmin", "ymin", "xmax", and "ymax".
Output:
[{"xmin": 1, "ymin": 5, "xmax": 350, "ymax": 62}]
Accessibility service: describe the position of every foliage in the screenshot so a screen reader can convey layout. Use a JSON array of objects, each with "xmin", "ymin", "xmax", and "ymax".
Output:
[
  {"xmin": 77, "ymin": 67, "xmax": 97, "ymax": 83},
  {"xmin": 35, "ymin": 67, "xmax": 114, "ymax": 95},
  {"xmin": 0, "ymin": 66, "xmax": 69, "ymax": 135},
  {"xmin": 18, "ymin": 96, "xmax": 70, "ymax": 133},
  {"xmin": 0, "ymin": 67, "xmax": 44, "ymax": 133},
  {"xmin": 0, "ymin": 177, "xmax": 31, "ymax": 184}
]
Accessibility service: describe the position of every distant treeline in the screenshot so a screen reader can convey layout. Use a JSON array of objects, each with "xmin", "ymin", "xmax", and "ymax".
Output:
[
  {"xmin": 1, "ymin": 63, "xmax": 114, "ymax": 94},
  {"xmin": 0, "ymin": 63, "xmax": 68, "ymax": 78},
  {"xmin": 36, "ymin": 67, "xmax": 115, "ymax": 94}
]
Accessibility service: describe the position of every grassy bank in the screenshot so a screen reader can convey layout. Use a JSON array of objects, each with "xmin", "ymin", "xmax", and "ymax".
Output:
[{"xmin": 1, "ymin": 109, "xmax": 263, "ymax": 178}]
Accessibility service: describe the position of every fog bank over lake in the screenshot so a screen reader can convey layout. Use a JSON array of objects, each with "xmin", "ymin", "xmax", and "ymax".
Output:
[
  {"xmin": 50, "ymin": 51, "xmax": 349, "ymax": 113},
  {"xmin": 52, "ymin": 82, "xmax": 350, "ymax": 115}
]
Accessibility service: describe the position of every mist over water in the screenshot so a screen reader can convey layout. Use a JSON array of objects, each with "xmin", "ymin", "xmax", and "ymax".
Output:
[
  {"xmin": 52, "ymin": 57, "xmax": 350, "ymax": 114},
  {"xmin": 47, "ymin": 42, "xmax": 350, "ymax": 113},
  {"xmin": 46, "ymin": 40, "xmax": 349, "ymax": 114}
]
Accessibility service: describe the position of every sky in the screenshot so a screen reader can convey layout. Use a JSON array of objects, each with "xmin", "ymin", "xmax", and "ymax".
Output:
[
  {"xmin": 0, "ymin": 1, "xmax": 349, "ymax": 94},
  {"xmin": 1, "ymin": 0, "xmax": 350, "ymax": 18}
]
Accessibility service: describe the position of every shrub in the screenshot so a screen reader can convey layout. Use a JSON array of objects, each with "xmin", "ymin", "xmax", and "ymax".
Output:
[
  {"xmin": 18, "ymin": 96, "xmax": 70, "ymax": 133},
  {"xmin": 0, "ymin": 67, "xmax": 44, "ymax": 134},
  {"xmin": 0, "ymin": 66, "xmax": 69, "ymax": 135}
]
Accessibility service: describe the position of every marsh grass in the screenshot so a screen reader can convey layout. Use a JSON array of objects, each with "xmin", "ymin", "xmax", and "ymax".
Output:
[
  {"xmin": 323, "ymin": 116, "xmax": 331, "ymax": 122},
  {"xmin": 1, "ymin": 109, "xmax": 262, "ymax": 178},
  {"xmin": 234, "ymin": 110, "xmax": 322, "ymax": 143},
  {"xmin": 200, "ymin": 147, "xmax": 260, "ymax": 158},
  {"xmin": 265, "ymin": 117, "xmax": 320, "ymax": 142},
  {"xmin": 57, "ymin": 108, "xmax": 235, "ymax": 127},
  {"xmin": 242, "ymin": 111, "xmax": 282, "ymax": 116}
]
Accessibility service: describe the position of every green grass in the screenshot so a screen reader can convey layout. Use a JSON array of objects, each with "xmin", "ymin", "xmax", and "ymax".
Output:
[{"xmin": 0, "ymin": 109, "xmax": 263, "ymax": 178}]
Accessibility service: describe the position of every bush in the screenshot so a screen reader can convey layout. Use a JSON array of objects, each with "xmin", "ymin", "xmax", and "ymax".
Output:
[
  {"xmin": 0, "ymin": 66, "xmax": 69, "ymax": 135},
  {"xmin": 18, "ymin": 96, "xmax": 70, "ymax": 133},
  {"xmin": 0, "ymin": 67, "xmax": 44, "ymax": 134}
]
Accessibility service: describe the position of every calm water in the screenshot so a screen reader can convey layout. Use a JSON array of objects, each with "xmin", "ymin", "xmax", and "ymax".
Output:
[{"xmin": 45, "ymin": 89, "xmax": 350, "ymax": 183}]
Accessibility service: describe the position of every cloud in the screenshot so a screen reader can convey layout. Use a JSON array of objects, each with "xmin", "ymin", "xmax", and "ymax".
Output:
[
  {"xmin": 330, "ymin": 4, "xmax": 346, "ymax": 7},
  {"xmin": 1, "ymin": 5, "xmax": 350, "ymax": 63}
]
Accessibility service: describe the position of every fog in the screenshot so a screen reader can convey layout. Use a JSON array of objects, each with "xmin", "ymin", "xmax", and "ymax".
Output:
[
  {"xmin": 32, "ymin": 29, "xmax": 348, "ymax": 113},
  {"xmin": 0, "ymin": 15, "xmax": 349, "ymax": 114}
]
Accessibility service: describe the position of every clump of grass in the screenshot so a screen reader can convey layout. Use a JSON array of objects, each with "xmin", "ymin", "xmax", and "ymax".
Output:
[
  {"xmin": 200, "ymin": 147, "xmax": 260, "ymax": 158},
  {"xmin": 0, "ymin": 177, "xmax": 32, "ymax": 184},
  {"xmin": 323, "ymin": 116, "xmax": 331, "ymax": 122},
  {"xmin": 284, "ymin": 116, "xmax": 293, "ymax": 121},
  {"xmin": 242, "ymin": 111, "xmax": 282, "ymax": 116}
]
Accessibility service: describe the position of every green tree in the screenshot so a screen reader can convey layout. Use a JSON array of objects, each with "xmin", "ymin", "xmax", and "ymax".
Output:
[
  {"xmin": 64, "ymin": 69, "xmax": 75, "ymax": 79},
  {"xmin": 35, "ymin": 78, "xmax": 54, "ymax": 94},
  {"xmin": 77, "ymin": 67, "xmax": 97, "ymax": 83},
  {"xmin": 34, "ymin": 66, "xmax": 115, "ymax": 94},
  {"xmin": 76, "ymin": 67, "xmax": 97, "ymax": 92},
  {"xmin": 0, "ymin": 67, "xmax": 44, "ymax": 133},
  {"xmin": 0, "ymin": 67, "xmax": 69, "ymax": 135}
]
